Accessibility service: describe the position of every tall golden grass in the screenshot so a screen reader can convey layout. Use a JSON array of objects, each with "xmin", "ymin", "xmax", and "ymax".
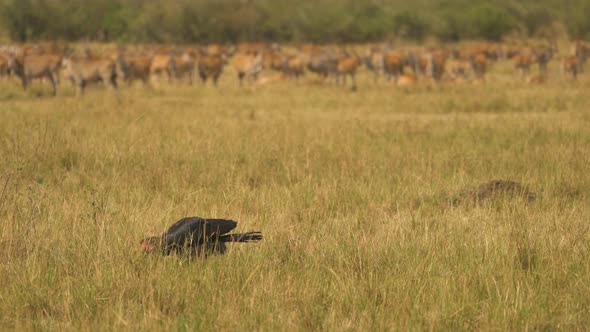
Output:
[{"xmin": 0, "ymin": 59, "xmax": 589, "ymax": 330}]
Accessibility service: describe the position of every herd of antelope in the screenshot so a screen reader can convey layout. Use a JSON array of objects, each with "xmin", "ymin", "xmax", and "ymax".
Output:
[{"xmin": 0, "ymin": 40, "xmax": 588, "ymax": 96}]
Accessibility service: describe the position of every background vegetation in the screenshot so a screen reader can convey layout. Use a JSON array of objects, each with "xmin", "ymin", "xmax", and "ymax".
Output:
[
  {"xmin": 1, "ymin": 0, "xmax": 589, "ymax": 43},
  {"xmin": 0, "ymin": 58, "xmax": 590, "ymax": 330}
]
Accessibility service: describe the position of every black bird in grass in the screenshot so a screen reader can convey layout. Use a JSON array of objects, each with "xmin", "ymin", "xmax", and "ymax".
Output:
[{"xmin": 140, "ymin": 217, "xmax": 262, "ymax": 256}]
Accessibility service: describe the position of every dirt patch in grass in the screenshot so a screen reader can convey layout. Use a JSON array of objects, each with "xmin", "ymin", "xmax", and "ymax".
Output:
[{"xmin": 448, "ymin": 179, "xmax": 536, "ymax": 206}]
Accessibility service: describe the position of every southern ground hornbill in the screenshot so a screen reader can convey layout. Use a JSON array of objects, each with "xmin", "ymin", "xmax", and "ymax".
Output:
[{"xmin": 140, "ymin": 217, "xmax": 262, "ymax": 256}]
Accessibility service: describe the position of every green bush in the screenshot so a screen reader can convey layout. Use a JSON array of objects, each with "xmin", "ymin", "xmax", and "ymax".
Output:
[
  {"xmin": 1, "ymin": 0, "xmax": 47, "ymax": 41},
  {"xmin": 520, "ymin": 6, "xmax": 554, "ymax": 37},
  {"xmin": 392, "ymin": 11, "xmax": 430, "ymax": 41},
  {"xmin": 563, "ymin": 4, "xmax": 590, "ymax": 40},
  {"xmin": 466, "ymin": 5, "xmax": 515, "ymax": 41},
  {"xmin": 0, "ymin": 0, "xmax": 585, "ymax": 43},
  {"xmin": 433, "ymin": 9, "xmax": 468, "ymax": 42}
]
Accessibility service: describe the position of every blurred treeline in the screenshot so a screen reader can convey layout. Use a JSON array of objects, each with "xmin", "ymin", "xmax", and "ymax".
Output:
[{"xmin": 1, "ymin": 0, "xmax": 589, "ymax": 43}]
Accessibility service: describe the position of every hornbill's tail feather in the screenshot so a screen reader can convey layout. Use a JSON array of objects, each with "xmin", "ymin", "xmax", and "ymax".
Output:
[{"xmin": 220, "ymin": 232, "xmax": 263, "ymax": 242}]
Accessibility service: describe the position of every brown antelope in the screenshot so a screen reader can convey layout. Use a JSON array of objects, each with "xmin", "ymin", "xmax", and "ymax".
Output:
[
  {"xmin": 20, "ymin": 42, "xmax": 63, "ymax": 57},
  {"xmin": 5, "ymin": 52, "xmax": 62, "ymax": 96},
  {"xmin": 238, "ymin": 42, "xmax": 265, "ymax": 55},
  {"xmin": 562, "ymin": 55, "xmax": 580, "ymax": 80},
  {"xmin": 572, "ymin": 40, "xmax": 590, "ymax": 72},
  {"xmin": 286, "ymin": 55, "xmax": 305, "ymax": 79},
  {"xmin": 204, "ymin": 44, "xmax": 226, "ymax": 56},
  {"xmin": 203, "ymin": 44, "xmax": 234, "ymax": 60},
  {"xmin": 233, "ymin": 52, "xmax": 263, "ymax": 86},
  {"xmin": 62, "ymin": 56, "xmax": 118, "ymax": 95},
  {"xmin": 396, "ymin": 74, "xmax": 418, "ymax": 87},
  {"xmin": 300, "ymin": 43, "xmax": 322, "ymax": 55},
  {"xmin": 512, "ymin": 50, "xmax": 534, "ymax": 78},
  {"xmin": 362, "ymin": 46, "xmax": 385, "ymax": 83},
  {"xmin": 306, "ymin": 47, "xmax": 338, "ymax": 80},
  {"xmin": 117, "ymin": 55, "xmax": 153, "ymax": 86},
  {"xmin": 526, "ymin": 75, "xmax": 545, "ymax": 84},
  {"xmin": 173, "ymin": 50, "xmax": 197, "ymax": 84},
  {"xmin": 470, "ymin": 53, "xmax": 488, "ymax": 81},
  {"xmin": 149, "ymin": 54, "xmax": 176, "ymax": 86},
  {"xmin": 264, "ymin": 50, "xmax": 288, "ymax": 72},
  {"xmin": 255, "ymin": 72, "xmax": 285, "ymax": 87},
  {"xmin": 474, "ymin": 42, "xmax": 502, "ymax": 61},
  {"xmin": 533, "ymin": 43, "xmax": 557, "ymax": 76},
  {"xmin": 198, "ymin": 54, "xmax": 224, "ymax": 86},
  {"xmin": 336, "ymin": 52, "xmax": 361, "ymax": 91},
  {"xmin": 504, "ymin": 45, "xmax": 521, "ymax": 61},
  {"xmin": 448, "ymin": 58, "xmax": 472, "ymax": 80},
  {"xmin": 0, "ymin": 54, "xmax": 9, "ymax": 79},
  {"xmin": 422, "ymin": 50, "xmax": 447, "ymax": 81},
  {"xmin": 383, "ymin": 51, "xmax": 404, "ymax": 82}
]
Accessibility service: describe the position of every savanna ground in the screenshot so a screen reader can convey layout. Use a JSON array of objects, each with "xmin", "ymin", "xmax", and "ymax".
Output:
[{"xmin": 0, "ymin": 56, "xmax": 589, "ymax": 331}]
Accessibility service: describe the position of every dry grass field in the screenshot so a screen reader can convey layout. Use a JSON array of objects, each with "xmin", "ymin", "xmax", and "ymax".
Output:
[{"xmin": 1, "ymin": 59, "xmax": 590, "ymax": 330}]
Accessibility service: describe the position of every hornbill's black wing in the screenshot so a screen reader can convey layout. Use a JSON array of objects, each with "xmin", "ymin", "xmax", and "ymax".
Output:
[{"xmin": 163, "ymin": 217, "xmax": 238, "ymax": 246}]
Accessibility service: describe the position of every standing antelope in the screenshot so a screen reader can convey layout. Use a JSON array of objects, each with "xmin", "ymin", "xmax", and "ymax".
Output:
[
  {"xmin": 336, "ymin": 52, "xmax": 361, "ymax": 91},
  {"xmin": 470, "ymin": 53, "xmax": 488, "ymax": 81},
  {"xmin": 450, "ymin": 59, "xmax": 472, "ymax": 80},
  {"xmin": 362, "ymin": 46, "xmax": 385, "ymax": 83},
  {"xmin": 116, "ymin": 54, "xmax": 153, "ymax": 86},
  {"xmin": 306, "ymin": 47, "xmax": 338, "ymax": 81},
  {"xmin": 562, "ymin": 55, "xmax": 580, "ymax": 80},
  {"xmin": 264, "ymin": 50, "xmax": 288, "ymax": 72},
  {"xmin": 62, "ymin": 56, "xmax": 118, "ymax": 96},
  {"xmin": 233, "ymin": 52, "xmax": 263, "ymax": 86},
  {"xmin": 149, "ymin": 53, "xmax": 176, "ymax": 86},
  {"xmin": 198, "ymin": 53, "xmax": 224, "ymax": 86},
  {"xmin": 285, "ymin": 55, "xmax": 305, "ymax": 79},
  {"xmin": 5, "ymin": 52, "xmax": 62, "ymax": 96},
  {"xmin": 383, "ymin": 51, "xmax": 404, "ymax": 82},
  {"xmin": 0, "ymin": 53, "xmax": 8, "ymax": 79},
  {"xmin": 422, "ymin": 50, "xmax": 447, "ymax": 82},
  {"xmin": 572, "ymin": 40, "xmax": 590, "ymax": 72},
  {"xmin": 237, "ymin": 42, "xmax": 265, "ymax": 55},
  {"xmin": 533, "ymin": 44, "xmax": 557, "ymax": 76},
  {"xmin": 174, "ymin": 50, "xmax": 197, "ymax": 84},
  {"xmin": 512, "ymin": 49, "xmax": 534, "ymax": 79}
]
